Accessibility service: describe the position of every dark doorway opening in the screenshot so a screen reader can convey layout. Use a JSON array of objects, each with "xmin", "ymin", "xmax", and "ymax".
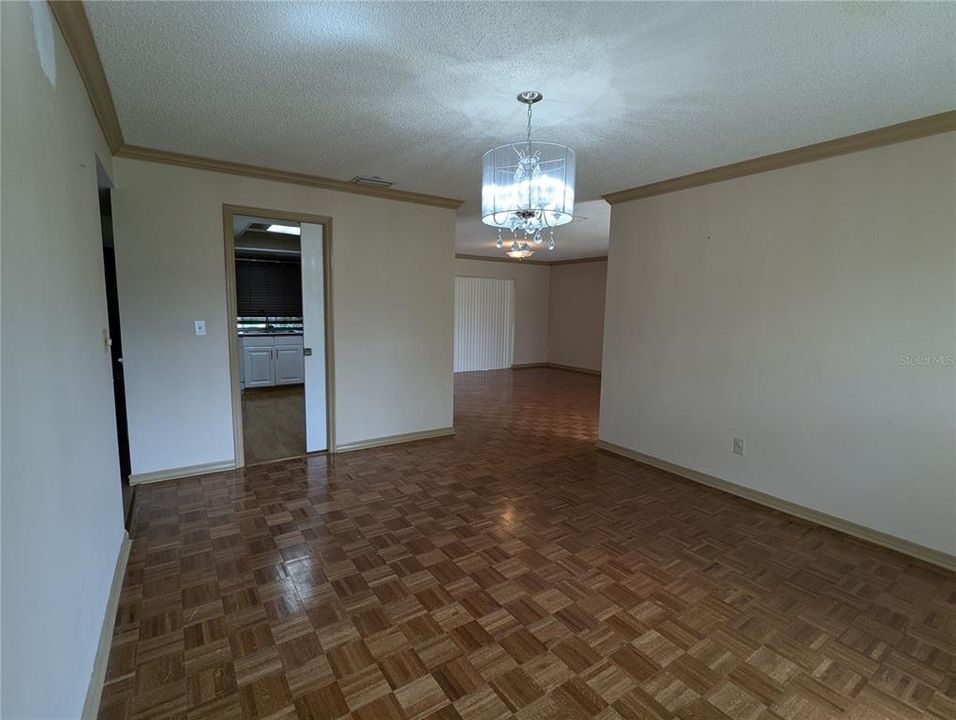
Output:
[{"xmin": 99, "ymin": 188, "xmax": 134, "ymax": 527}]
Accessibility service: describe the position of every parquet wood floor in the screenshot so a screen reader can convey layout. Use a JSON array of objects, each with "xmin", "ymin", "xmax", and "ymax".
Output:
[{"xmin": 98, "ymin": 368, "xmax": 956, "ymax": 720}]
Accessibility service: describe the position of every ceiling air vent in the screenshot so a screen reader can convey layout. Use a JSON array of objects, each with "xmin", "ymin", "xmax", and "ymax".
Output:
[{"xmin": 350, "ymin": 175, "xmax": 394, "ymax": 189}]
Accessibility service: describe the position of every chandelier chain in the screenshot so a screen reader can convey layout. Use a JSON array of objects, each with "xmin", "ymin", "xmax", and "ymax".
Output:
[{"xmin": 526, "ymin": 103, "xmax": 533, "ymax": 148}]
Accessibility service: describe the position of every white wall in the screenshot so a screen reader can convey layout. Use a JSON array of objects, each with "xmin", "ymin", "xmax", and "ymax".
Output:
[
  {"xmin": 112, "ymin": 159, "xmax": 455, "ymax": 473},
  {"xmin": 601, "ymin": 132, "xmax": 956, "ymax": 555},
  {"xmin": 548, "ymin": 261, "xmax": 607, "ymax": 372},
  {"xmin": 454, "ymin": 258, "xmax": 551, "ymax": 365},
  {"xmin": 1, "ymin": 3, "xmax": 126, "ymax": 717}
]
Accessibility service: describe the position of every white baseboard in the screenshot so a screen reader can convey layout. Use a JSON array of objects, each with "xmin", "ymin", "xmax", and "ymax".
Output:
[
  {"xmin": 511, "ymin": 362, "xmax": 601, "ymax": 375},
  {"xmin": 81, "ymin": 531, "xmax": 132, "ymax": 720},
  {"xmin": 335, "ymin": 427, "xmax": 455, "ymax": 453},
  {"xmin": 129, "ymin": 459, "xmax": 235, "ymax": 486},
  {"xmin": 596, "ymin": 439, "xmax": 956, "ymax": 572},
  {"xmin": 546, "ymin": 362, "xmax": 602, "ymax": 376}
]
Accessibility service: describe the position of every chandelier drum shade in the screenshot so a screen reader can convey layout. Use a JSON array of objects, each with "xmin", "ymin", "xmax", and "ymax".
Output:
[
  {"xmin": 481, "ymin": 91, "xmax": 576, "ymax": 258},
  {"xmin": 481, "ymin": 141, "xmax": 576, "ymax": 230}
]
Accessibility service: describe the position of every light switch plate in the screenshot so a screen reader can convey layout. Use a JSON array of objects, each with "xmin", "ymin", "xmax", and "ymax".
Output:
[{"xmin": 194, "ymin": 320, "xmax": 206, "ymax": 336}]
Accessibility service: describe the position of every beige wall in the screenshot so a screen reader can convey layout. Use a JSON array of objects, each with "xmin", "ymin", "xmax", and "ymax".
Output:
[
  {"xmin": 601, "ymin": 132, "xmax": 956, "ymax": 555},
  {"xmin": 454, "ymin": 258, "xmax": 552, "ymax": 365},
  {"xmin": 1, "ymin": 3, "xmax": 126, "ymax": 716},
  {"xmin": 113, "ymin": 158, "xmax": 455, "ymax": 474},
  {"xmin": 548, "ymin": 261, "xmax": 607, "ymax": 372}
]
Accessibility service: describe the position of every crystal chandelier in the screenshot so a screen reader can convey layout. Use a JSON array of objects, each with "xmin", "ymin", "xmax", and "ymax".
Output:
[{"xmin": 482, "ymin": 91, "xmax": 575, "ymax": 260}]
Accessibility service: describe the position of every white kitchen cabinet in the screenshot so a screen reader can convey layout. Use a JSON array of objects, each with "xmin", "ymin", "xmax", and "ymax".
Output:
[
  {"xmin": 239, "ymin": 334, "xmax": 304, "ymax": 388},
  {"xmin": 275, "ymin": 345, "xmax": 305, "ymax": 384},
  {"xmin": 243, "ymin": 345, "xmax": 275, "ymax": 387}
]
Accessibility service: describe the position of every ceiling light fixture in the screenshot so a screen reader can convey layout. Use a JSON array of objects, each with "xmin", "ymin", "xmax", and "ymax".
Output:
[
  {"xmin": 266, "ymin": 224, "xmax": 301, "ymax": 235},
  {"xmin": 482, "ymin": 91, "xmax": 575, "ymax": 261},
  {"xmin": 506, "ymin": 243, "xmax": 535, "ymax": 261}
]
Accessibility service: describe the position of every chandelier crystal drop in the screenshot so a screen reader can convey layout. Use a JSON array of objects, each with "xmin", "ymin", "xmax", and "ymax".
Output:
[{"xmin": 481, "ymin": 91, "xmax": 575, "ymax": 260}]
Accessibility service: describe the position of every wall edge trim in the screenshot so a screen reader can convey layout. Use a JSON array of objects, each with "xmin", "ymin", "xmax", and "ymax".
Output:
[
  {"xmin": 548, "ymin": 256, "xmax": 609, "ymax": 266},
  {"xmin": 595, "ymin": 439, "xmax": 956, "ymax": 572},
  {"xmin": 116, "ymin": 145, "xmax": 463, "ymax": 209},
  {"xmin": 129, "ymin": 459, "xmax": 236, "ymax": 486},
  {"xmin": 334, "ymin": 427, "xmax": 455, "ymax": 453},
  {"xmin": 81, "ymin": 531, "xmax": 132, "ymax": 720},
  {"xmin": 547, "ymin": 362, "xmax": 601, "ymax": 376},
  {"xmin": 510, "ymin": 362, "xmax": 601, "ymax": 375},
  {"xmin": 47, "ymin": 1, "xmax": 125, "ymax": 153},
  {"xmin": 603, "ymin": 111, "xmax": 956, "ymax": 205}
]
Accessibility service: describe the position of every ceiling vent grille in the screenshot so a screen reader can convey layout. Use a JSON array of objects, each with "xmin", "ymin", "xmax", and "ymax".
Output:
[{"xmin": 350, "ymin": 175, "xmax": 394, "ymax": 189}]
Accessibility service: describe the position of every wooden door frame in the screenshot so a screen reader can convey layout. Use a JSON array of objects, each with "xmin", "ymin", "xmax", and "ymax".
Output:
[{"xmin": 222, "ymin": 204, "xmax": 336, "ymax": 466}]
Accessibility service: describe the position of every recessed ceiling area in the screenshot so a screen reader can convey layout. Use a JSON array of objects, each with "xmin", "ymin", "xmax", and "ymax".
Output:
[
  {"xmin": 457, "ymin": 199, "xmax": 612, "ymax": 260},
  {"xmin": 86, "ymin": 1, "xmax": 956, "ymax": 259},
  {"xmin": 233, "ymin": 215, "xmax": 301, "ymax": 258}
]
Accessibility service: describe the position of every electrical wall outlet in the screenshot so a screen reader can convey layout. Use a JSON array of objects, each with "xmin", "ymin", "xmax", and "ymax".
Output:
[
  {"xmin": 194, "ymin": 320, "xmax": 206, "ymax": 336},
  {"xmin": 733, "ymin": 438, "xmax": 745, "ymax": 456}
]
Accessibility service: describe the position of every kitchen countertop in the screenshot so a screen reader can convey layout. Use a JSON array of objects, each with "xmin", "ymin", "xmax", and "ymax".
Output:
[{"xmin": 237, "ymin": 331, "xmax": 303, "ymax": 337}]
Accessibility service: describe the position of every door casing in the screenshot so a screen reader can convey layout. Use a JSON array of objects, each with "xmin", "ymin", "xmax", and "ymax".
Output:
[{"xmin": 222, "ymin": 204, "xmax": 336, "ymax": 466}]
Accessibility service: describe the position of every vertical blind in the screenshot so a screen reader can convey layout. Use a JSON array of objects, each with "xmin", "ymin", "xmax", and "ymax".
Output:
[{"xmin": 454, "ymin": 276, "xmax": 515, "ymax": 372}]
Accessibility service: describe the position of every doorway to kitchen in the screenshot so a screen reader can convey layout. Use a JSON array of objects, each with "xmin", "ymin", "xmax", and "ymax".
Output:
[{"xmin": 224, "ymin": 206, "xmax": 334, "ymax": 465}]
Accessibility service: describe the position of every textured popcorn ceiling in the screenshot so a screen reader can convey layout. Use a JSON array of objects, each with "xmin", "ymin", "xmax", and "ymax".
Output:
[{"xmin": 86, "ymin": 1, "xmax": 956, "ymax": 260}]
